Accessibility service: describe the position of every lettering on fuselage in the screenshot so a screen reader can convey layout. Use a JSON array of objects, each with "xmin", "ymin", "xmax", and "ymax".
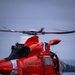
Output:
[{"xmin": 23, "ymin": 62, "xmax": 41, "ymax": 66}]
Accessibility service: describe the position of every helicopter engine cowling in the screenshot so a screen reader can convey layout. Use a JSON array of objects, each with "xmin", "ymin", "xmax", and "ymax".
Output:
[
  {"xmin": 5, "ymin": 46, "xmax": 30, "ymax": 61},
  {"xmin": 25, "ymin": 42, "xmax": 43, "ymax": 57},
  {"xmin": 19, "ymin": 46, "xmax": 30, "ymax": 57}
]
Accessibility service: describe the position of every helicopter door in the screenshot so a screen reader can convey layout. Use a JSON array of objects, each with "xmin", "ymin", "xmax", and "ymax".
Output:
[{"xmin": 43, "ymin": 56, "xmax": 54, "ymax": 74}]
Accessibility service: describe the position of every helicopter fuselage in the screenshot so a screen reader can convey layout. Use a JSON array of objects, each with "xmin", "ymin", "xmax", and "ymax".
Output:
[{"xmin": 0, "ymin": 35, "xmax": 62, "ymax": 75}]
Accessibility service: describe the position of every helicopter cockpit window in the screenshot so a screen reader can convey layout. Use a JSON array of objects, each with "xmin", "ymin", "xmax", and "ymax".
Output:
[
  {"xmin": 43, "ymin": 57, "xmax": 53, "ymax": 66},
  {"xmin": 5, "ymin": 43, "xmax": 30, "ymax": 61}
]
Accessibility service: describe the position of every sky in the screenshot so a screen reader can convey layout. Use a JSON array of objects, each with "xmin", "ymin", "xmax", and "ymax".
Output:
[{"xmin": 0, "ymin": 0, "xmax": 75, "ymax": 60}]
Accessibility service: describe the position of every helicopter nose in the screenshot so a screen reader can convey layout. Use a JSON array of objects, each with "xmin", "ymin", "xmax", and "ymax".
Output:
[{"xmin": 0, "ymin": 61, "xmax": 12, "ymax": 74}]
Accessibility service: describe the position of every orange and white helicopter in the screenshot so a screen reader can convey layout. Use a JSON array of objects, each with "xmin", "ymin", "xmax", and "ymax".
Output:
[{"xmin": 0, "ymin": 28, "xmax": 75, "ymax": 75}]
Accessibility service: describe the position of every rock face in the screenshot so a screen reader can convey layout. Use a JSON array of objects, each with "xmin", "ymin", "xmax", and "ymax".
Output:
[{"xmin": 60, "ymin": 61, "xmax": 75, "ymax": 72}]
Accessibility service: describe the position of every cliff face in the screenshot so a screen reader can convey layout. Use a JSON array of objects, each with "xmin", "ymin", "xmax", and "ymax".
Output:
[{"xmin": 60, "ymin": 61, "xmax": 75, "ymax": 72}]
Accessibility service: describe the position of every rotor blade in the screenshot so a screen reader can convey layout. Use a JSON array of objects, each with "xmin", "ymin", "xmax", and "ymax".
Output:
[
  {"xmin": 0, "ymin": 29, "xmax": 75, "ymax": 35},
  {"xmin": 0, "ymin": 29, "xmax": 37, "ymax": 35},
  {"xmin": 42, "ymin": 30, "xmax": 75, "ymax": 34},
  {"xmin": 0, "ymin": 29, "xmax": 14, "ymax": 32},
  {"xmin": 38, "ymin": 27, "xmax": 44, "ymax": 33},
  {"xmin": 2, "ymin": 26, "xmax": 8, "ymax": 30},
  {"xmin": 52, "ymin": 28, "xmax": 69, "ymax": 32},
  {"xmin": 0, "ymin": 29, "xmax": 27, "ymax": 33}
]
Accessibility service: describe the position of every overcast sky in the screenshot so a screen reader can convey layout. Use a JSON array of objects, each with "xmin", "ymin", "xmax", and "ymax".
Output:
[{"xmin": 0, "ymin": 0, "xmax": 75, "ymax": 60}]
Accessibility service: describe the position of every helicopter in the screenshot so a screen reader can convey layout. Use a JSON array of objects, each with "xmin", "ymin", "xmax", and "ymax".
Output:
[{"xmin": 0, "ymin": 28, "xmax": 75, "ymax": 75}]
